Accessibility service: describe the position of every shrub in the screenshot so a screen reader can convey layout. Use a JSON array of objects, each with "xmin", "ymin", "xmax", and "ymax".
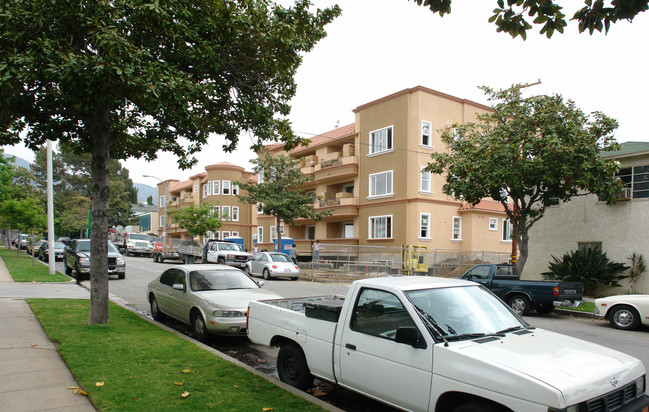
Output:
[
  {"xmin": 627, "ymin": 252, "xmax": 647, "ymax": 294},
  {"xmin": 542, "ymin": 248, "xmax": 629, "ymax": 296}
]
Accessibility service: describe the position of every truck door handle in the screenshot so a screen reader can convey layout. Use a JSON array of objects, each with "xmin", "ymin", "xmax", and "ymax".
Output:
[{"xmin": 345, "ymin": 343, "xmax": 356, "ymax": 350}]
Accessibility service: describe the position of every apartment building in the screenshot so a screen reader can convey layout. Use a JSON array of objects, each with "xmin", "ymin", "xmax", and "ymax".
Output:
[
  {"xmin": 257, "ymin": 86, "xmax": 514, "ymax": 257},
  {"xmin": 152, "ymin": 162, "xmax": 258, "ymax": 251}
]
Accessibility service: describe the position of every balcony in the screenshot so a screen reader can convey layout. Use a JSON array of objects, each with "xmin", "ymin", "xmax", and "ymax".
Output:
[{"xmin": 313, "ymin": 156, "xmax": 358, "ymax": 184}]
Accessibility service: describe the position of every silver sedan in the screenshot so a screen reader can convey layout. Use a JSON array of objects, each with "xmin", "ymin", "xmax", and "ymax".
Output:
[
  {"xmin": 244, "ymin": 252, "xmax": 300, "ymax": 281},
  {"xmin": 147, "ymin": 264, "xmax": 280, "ymax": 342}
]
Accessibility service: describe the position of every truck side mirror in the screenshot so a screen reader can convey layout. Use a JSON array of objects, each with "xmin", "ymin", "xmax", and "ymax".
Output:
[{"xmin": 395, "ymin": 326, "xmax": 426, "ymax": 349}]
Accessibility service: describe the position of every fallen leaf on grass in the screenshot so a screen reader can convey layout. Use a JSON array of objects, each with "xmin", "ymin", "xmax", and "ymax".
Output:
[
  {"xmin": 182, "ymin": 369, "xmax": 191, "ymax": 373},
  {"xmin": 233, "ymin": 385, "xmax": 239, "ymax": 389},
  {"xmin": 174, "ymin": 382, "xmax": 183, "ymax": 386},
  {"xmin": 95, "ymin": 382, "xmax": 104, "ymax": 387},
  {"xmin": 181, "ymin": 391, "xmax": 190, "ymax": 398},
  {"xmin": 262, "ymin": 408, "xmax": 273, "ymax": 411},
  {"xmin": 68, "ymin": 387, "xmax": 88, "ymax": 396}
]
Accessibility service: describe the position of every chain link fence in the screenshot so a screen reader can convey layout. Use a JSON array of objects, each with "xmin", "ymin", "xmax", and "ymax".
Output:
[{"xmin": 301, "ymin": 244, "xmax": 515, "ymax": 282}]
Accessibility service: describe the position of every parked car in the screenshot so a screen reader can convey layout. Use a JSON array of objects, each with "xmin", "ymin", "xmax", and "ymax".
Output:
[
  {"xmin": 147, "ymin": 264, "xmax": 280, "ymax": 342},
  {"xmin": 64, "ymin": 239, "xmax": 126, "ymax": 280},
  {"xmin": 38, "ymin": 241, "xmax": 66, "ymax": 261},
  {"xmin": 244, "ymin": 252, "xmax": 300, "ymax": 280},
  {"xmin": 594, "ymin": 294, "xmax": 649, "ymax": 331},
  {"xmin": 26, "ymin": 240, "xmax": 46, "ymax": 255},
  {"xmin": 16, "ymin": 234, "xmax": 30, "ymax": 250}
]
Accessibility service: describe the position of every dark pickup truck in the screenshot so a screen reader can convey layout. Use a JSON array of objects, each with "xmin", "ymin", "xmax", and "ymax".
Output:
[{"xmin": 460, "ymin": 264, "xmax": 582, "ymax": 315}]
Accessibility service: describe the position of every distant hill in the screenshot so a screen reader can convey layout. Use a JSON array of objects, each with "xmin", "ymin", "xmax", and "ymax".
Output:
[
  {"xmin": 134, "ymin": 183, "xmax": 158, "ymax": 205},
  {"xmin": 1, "ymin": 153, "xmax": 30, "ymax": 169}
]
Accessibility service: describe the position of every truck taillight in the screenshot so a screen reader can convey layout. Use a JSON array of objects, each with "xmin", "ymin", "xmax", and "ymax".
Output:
[{"xmin": 553, "ymin": 286, "xmax": 559, "ymax": 297}]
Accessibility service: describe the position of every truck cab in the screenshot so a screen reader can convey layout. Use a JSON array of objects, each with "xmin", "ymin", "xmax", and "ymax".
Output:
[{"xmin": 204, "ymin": 240, "xmax": 252, "ymax": 268}]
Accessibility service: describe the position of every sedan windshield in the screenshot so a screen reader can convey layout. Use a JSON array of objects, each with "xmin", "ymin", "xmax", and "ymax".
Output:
[
  {"xmin": 406, "ymin": 285, "xmax": 528, "ymax": 341},
  {"xmin": 190, "ymin": 270, "xmax": 258, "ymax": 291},
  {"xmin": 270, "ymin": 254, "xmax": 291, "ymax": 263}
]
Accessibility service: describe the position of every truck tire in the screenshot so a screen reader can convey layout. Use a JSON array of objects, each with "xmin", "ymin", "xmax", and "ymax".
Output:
[
  {"xmin": 218, "ymin": 257, "xmax": 226, "ymax": 265},
  {"xmin": 535, "ymin": 303, "xmax": 554, "ymax": 315},
  {"xmin": 507, "ymin": 294, "xmax": 531, "ymax": 316},
  {"xmin": 65, "ymin": 263, "xmax": 72, "ymax": 276},
  {"xmin": 609, "ymin": 305, "xmax": 640, "ymax": 330},
  {"xmin": 277, "ymin": 343, "xmax": 313, "ymax": 390}
]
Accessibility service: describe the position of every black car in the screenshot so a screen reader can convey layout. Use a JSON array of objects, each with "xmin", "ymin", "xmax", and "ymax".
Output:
[
  {"xmin": 64, "ymin": 239, "xmax": 126, "ymax": 280},
  {"xmin": 38, "ymin": 241, "xmax": 66, "ymax": 261}
]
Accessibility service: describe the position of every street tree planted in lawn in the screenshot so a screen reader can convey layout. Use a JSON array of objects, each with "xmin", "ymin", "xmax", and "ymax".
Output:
[
  {"xmin": 0, "ymin": 197, "xmax": 47, "ymax": 261},
  {"xmin": 426, "ymin": 84, "xmax": 625, "ymax": 274},
  {"xmin": 238, "ymin": 152, "xmax": 332, "ymax": 253},
  {"xmin": 412, "ymin": 0, "xmax": 648, "ymax": 39},
  {"xmin": 0, "ymin": 0, "xmax": 340, "ymax": 324},
  {"xmin": 169, "ymin": 204, "xmax": 222, "ymax": 241}
]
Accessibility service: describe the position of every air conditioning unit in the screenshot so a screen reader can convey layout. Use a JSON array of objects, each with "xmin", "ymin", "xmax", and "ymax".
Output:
[{"xmin": 615, "ymin": 187, "xmax": 632, "ymax": 200}]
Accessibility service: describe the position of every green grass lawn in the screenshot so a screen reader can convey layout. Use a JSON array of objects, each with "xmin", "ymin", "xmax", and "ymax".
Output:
[
  {"xmin": 0, "ymin": 247, "xmax": 70, "ymax": 282},
  {"xmin": 28, "ymin": 299, "xmax": 324, "ymax": 411},
  {"xmin": 560, "ymin": 301, "xmax": 595, "ymax": 313}
]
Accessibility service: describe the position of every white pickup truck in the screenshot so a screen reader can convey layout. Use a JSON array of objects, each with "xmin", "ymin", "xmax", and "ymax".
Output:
[{"xmin": 247, "ymin": 276, "xmax": 649, "ymax": 412}]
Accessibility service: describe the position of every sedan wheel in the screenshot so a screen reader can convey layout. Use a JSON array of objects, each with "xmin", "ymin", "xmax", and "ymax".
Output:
[
  {"xmin": 191, "ymin": 312, "xmax": 210, "ymax": 343},
  {"xmin": 150, "ymin": 296, "xmax": 165, "ymax": 321},
  {"xmin": 263, "ymin": 268, "xmax": 270, "ymax": 280},
  {"xmin": 609, "ymin": 305, "xmax": 640, "ymax": 330}
]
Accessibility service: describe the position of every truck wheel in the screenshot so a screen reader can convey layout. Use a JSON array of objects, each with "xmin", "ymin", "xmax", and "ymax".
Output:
[
  {"xmin": 507, "ymin": 295, "xmax": 531, "ymax": 316},
  {"xmin": 609, "ymin": 305, "xmax": 640, "ymax": 330},
  {"xmin": 277, "ymin": 343, "xmax": 313, "ymax": 390},
  {"xmin": 535, "ymin": 303, "xmax": 554, "ymax": 315},
  {"xmin": 453, "ymin": 401, "xmax": 501, "ymax": 412},
  {"xmin": 153, "ymin": 253, "xmax": 159, "ymax": 262},
  {"xmin": 65, "ymin": 263, "xmax": 72, "ymax": 276},
  {"xmin": 150, "ymin": 296, "xmax": 166, "ymax": 321},
  {"xmin": 118, "ymin": 273, "xmax": 125, "ymax": 280},
  {"xmin": 218, "ymin": 257, "xmax": 225, "ymax": 265},
  {"xmin": 191, "ymin": 311, "xmax": 211, "ymax": 343}
]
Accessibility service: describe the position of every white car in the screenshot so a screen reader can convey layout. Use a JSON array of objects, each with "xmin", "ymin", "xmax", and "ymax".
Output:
[
  {"xmin": 147, "ymin": 264, "xmax": 280, "ymax": 342},
  {"xmin": 245, "ymin": 252, "xmax": 300, "ymax": 280},
  {"xmin": 594, "ymin": 294, "xmax": 649, "ymax": 331}
]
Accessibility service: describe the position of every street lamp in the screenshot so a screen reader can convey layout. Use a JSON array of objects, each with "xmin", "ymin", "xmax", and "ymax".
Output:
[{"xmin": 143, "ymin": 175, "xmax": 168, "ymax": 247}]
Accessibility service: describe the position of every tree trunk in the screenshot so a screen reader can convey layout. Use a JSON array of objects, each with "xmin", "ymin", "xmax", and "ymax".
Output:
[
  {"xmin": 88, "ymin": 108, "xmax": 112, "ymax": 325},
  {"xmin": 516, "ymin": 229, "xmax": 529, "ymax": 275},
  {"xmin": 276, "ymin": 215, "xmax": 281, "ymax": 254}
]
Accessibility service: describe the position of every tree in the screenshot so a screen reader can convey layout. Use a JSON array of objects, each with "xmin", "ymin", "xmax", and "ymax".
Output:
[
  {"xmin": 58, "ymin": 194, "xmax": 92, "ymax": 239},
  {"xmin": 0, "ymin": 150, "xmax": 15, "ymax": 247},
  {"xmin": 169, "ymin": 204, "xmax": 222, "ymax": 240},
  {"xmin": 0, "ymin": 0, "xmax": 340, "ymax": 324},
  {"xmin": 238, "ymin": 152, "xmax": 332, "ymax": 253},
  {"xmin": 412, "ymin": 0, "xmax": 648, "ymax": 39},
  {"xmin": 147, "ymin": 195, "xmax": 153, "ymax": 206},
  {"xmin": 0, "ymin": 197, "xmax": 47, "ymax": 259},
  {"xmin": 426, "ymin": 83, "xmax": 625, "ymax": 274}
]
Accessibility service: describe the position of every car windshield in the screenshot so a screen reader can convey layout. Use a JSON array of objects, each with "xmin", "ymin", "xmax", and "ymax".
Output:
[
  {"xmin": 76, "ymin": 241, "xmax": 120, "ymax": 253},
  {"xmin": 405, "ymin": 285, "xmax": 528, "ymax": 341},
  {"xmin": 219, "ymin": 243, "xmax": 240, "ymax": 251},
  {"xmin": 270, "ymin": 253, "xmax": 291, "ymax": 263},
  {"xmin": 189, "ymin": 270, "xmax": 258, "ymax": 291}
]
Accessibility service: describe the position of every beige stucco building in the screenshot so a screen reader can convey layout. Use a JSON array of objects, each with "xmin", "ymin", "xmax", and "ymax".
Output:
[
  {"xmin": 257, "ymin": 86, "xmax": 515, "ymax": 258},
  {"xmin": 525, "ymin": 142, "xmax": 649, "ymax": 294}
]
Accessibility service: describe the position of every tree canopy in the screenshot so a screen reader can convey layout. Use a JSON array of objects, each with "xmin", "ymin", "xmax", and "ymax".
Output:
[
  {"xmin": 169, "ymin": 204, "xmax": 222, "ymax": 240},
  {"xmin": 238, "ymin": 151, "xmax": 332, "ymax": 251},
  {"xmin": 412, "ymin": 0, "xmax": 648, "ymax": 39},
  {"xmin": 0, "ymin": 0, "xmax": 340, "ymax": 324},
  {"xmin": 426, "ymin": 83, "xmax": 624, "ymax": 273}
]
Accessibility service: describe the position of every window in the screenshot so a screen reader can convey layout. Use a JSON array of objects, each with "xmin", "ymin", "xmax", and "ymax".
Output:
[
  {"xmin": 578, "ymin": 242, "xmax": 602, "ymax": 251},
  {"xmin": 351, "ymin": 288, "xmax": 415, "ymax": 340},
  {"xmin": 209, "ymin": 206, "xmax": 220, "ymax": 217},
  {"xmin": 232, "ymin": 184, "xmax": 239, "ymax": 196},
  {"xmin": 369, "ymin": 215, "xmax": 392, "ymax": 239},
  {"xmin": 452, "ymin": 216, "xmax": 461, "ymax": 241},
  {"xmin": 369, "ymin": 126, "xmax": 393, "ymax": 155},
  {"xmin": 343, "ymin": 223, "xmax": 354, "ymax": 238},
  {"xmin": 160, "ymin": 215, "xmax": 166, "ymax": 229},
  {"xmin": 232, "ymin": 231, "xmax": 239, "ymax": 237},
  {"xmin": 232, "ymin": 206, "xmax": 239, "ymax": 221},
  {"xmin": 421, "ymin": 120, "xmax": 432, "ymax": 147},
  {"xmin": 343, "ymin": 184, "xmax": 354, "ymax": 195},
  {"xmin": 489, "ymin": 218, "xmax": 497, "ymax": 231},
  {"xmin": 257, "ymin": 227, "xmax": 263, "ymax": 243},
  {"xmin": 202, "ymin": 183, "xmax": 209, "ymax": 198},
  {"xmin": 502, "ymin": 219, "xmax": 512, "ymax": 242},
  {"xmin": 369, "ymin": 170, "xmax": 393, "ymax": 198},
  {"xmin": 306, "ymin": 225, "xmax": 315, "ymax": 240},
  {"xmin": 271, "ymin": 225, "xmax": 284, "ymax": 240},
  {"xmin": 420, "ymin": 213, "xmax": 430, "ymax": 239},
  {"xmin": 420, "ymin": 167, "xmax": 431, "ymax": 193},
  {"xmin": 212, "ymin": 180, "xmax": 220, "ymax": 195},
  {"xmin": 193, "ymin": 185, "xmax": 198, "ymax": 193},
  {"xmin": 159, "ymin": 195, "xmax": 166, "ymax": 208},
  {"xmin": 214, "ymin": 231, "xmax": 220, "ymax": 240},
  {"xmin": 222, "ymin": 180, "xmax": 231, "ymax": 195},
  {"xmin": 258, "ymin": 170, "xmax": 264, "ymax": 184},
  {"xmin": 222, "ymin": 231, "xmax": 231, "ymax": 238},
  {"xmin": 222, "ymin": 206, "xmax": 231, "ymax": 221}
]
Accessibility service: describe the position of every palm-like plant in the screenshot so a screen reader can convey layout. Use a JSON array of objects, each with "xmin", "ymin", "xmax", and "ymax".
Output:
[
  {"xmin": 627, "ymin": 253, "xmax": 647, "ymax": 294},
  {"xmin": 542, "ymin": 248, "xmax": 629, "ymax": 296}
]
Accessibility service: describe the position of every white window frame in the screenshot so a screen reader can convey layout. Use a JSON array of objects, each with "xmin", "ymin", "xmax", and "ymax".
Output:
[
  {"xmin": 452, "ymin": 216, "xmax": 462, "ymax": 241},
  {"xmin": 270, "ymin": 225, "xmax": 284, "ymax": 241},
  {"xmin": 258, "ymin": 170, "xmax": 264, "ymax": 184},
  {"xmin": 222, "ymin": 231, "xmax": 231, "ymax": 238},
  {"xmin": 232, "ymin": 206, "xmax": 239, "ymax": 221},
  {"xmin": 368, "ymin": 215, "xmax": 393, "ymax": 239},
  {"xmin": 420, "ymin": 166, "xmax": 431, "ymax": 194},
  {"xmin": 209, "ymin": 206, "xmax": 220, "ymax": 218},
  {"xmin": 421, "ymin": 120, "xmax": 432, "ymax": 148},
  {"xmin": 214, "ymin": 231, "xmax": 220, "ymax": 240},
  {"xmin": 160, "ymin": 215, "xmax": 166, "ymax": 229},
  {"xmin": 159, "ymin": 195, "xmax": 166, "ymax": 208},
  {"xmin": 232, "ymin": 231, "xmax": 239, "ymax": 237},
  {"xmin": 222, "ymin": 180, "xmax": 231, "ymax": 195},
  {"xmin": 212, "ymin": 180, "xmax": 221, "ymax": 196},
  {"xmin": 368, "ymin": 125, "xmax": 394, "ymax": 155},
  {"xmin": 202, "ymin": 183, "xmax": 208, "ymax": 198},
  {"xmin": 368, "ymin": 170, "xmax": 393, "ymax": 199},
  {"xmin": 232, "ymin": 184, "xmax": 239, "ymax": 196},
  {"xmin": 222, "ymin": 205, "xmax": 231, "ymax": 221},
  {"xmin": 257, "ymin": 226, "xmax": 263, "ymax": 243},
  {"xmin": 489, "ymin": 218, "xmax": 498, "ymax": 231},
  {"xmin": 419, "ymin": 213, "xmax": 431, "ymax": 239},
  {"xmin": 502, "ymin": 219, "xmax": 513, "ymax": 242}
]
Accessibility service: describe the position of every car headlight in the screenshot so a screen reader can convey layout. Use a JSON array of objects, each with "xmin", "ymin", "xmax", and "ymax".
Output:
[
  {"xmin": 548, "ymin": 406, "xmax": 578, "ymax": 412},
  {"xmin": 636, "ymin": 376, "xmax": 646, "ymax": 396},
  {"xmin": 212, "ymin": 310, "xmax": 245, "ymax": 318},
  {"xmin": 116, "ymin": 257, "xmax": 125, "ymax": 264}
]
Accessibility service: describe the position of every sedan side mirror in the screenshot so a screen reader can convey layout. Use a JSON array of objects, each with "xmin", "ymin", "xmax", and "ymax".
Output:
[{"xmin": 172, "ymin": 283, "xmax": 185, "ymax": 292}]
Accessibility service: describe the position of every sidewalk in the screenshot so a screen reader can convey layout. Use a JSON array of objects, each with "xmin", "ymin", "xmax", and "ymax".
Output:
[{"xmin": 0, "ymin": 259, "xmax": 95, "ymax": 411}]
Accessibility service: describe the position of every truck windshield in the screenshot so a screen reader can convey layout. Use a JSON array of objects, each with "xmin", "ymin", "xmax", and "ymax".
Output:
[
  {"xmin": 406, "ymin": 286, "xmax": 528, "ymax": 341},
  {"xmin": 219, "ymin": 243, "xmax": 240, "ymax": 251},
  {"xmin": 129, "ymin": 234, "xmax": 150, "ymax": 241}
]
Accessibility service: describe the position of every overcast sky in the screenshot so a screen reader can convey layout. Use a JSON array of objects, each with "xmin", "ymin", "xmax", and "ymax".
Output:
[{"xmin": 4, "ymin": 0, "xmax": 648, "ymax": 185}]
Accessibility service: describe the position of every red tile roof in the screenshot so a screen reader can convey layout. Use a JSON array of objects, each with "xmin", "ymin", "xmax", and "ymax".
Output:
[
  {"xmin": 266, "ymin": 123, "xmax": 356, "ymax": 154},
  {"xmin": 205, "ymin": 161, "xmax": 246, "ymax": 173},
  {"xmin": 459, "ymin": 199, "xmax": 510, "ymax": 214}
]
